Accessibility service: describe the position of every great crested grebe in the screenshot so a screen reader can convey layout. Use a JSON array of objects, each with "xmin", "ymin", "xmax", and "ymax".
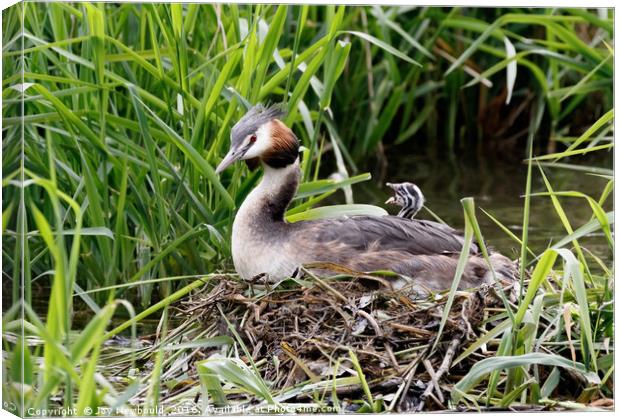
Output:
[
  {"xmin": 385, "ymin": 182, "xmax": 425, "ymax": 219},
  {"xmin": 216, "ymin": 105, "xmax": 516, "ymax": 290}
]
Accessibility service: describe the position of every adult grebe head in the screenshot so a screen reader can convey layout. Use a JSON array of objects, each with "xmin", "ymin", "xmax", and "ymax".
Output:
[{"xmin": 215, "ymin": 104, "xmax": 299, "ymax": 174}]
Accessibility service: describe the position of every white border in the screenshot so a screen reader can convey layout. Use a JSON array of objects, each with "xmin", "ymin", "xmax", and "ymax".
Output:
[{"xmin": 0, "ymin": 1, "xmax": 616, "ymax": 419}]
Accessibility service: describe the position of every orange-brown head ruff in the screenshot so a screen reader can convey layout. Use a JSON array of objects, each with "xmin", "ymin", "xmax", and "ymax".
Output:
[{"xmin": 261, "ymin": 119, "xmax": 299, "ymax": 169}]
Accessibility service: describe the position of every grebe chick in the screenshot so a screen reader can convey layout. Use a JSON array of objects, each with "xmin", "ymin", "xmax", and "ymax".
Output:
[
  {"xmin": 216, "ymin": 104, "xmax": 517, "ymax": 291},
  {"xmin": 385, "ymin": 182, "xmax": 425, "ymax": 219}
]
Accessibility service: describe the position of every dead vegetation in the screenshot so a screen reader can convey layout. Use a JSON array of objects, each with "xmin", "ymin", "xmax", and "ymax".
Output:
[
  {"xmin": 167, "ymin": 274, "xmax": 513, "ymax": 412},
  {"xmin": 95, "ymin": 268, "xmax": 613, "ymax": 414}
]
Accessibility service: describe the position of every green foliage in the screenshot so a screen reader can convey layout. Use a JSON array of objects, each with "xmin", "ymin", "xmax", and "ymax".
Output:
[{"xmin": 331, "ymin": 7, "xmax": 613, "ymax": 158}]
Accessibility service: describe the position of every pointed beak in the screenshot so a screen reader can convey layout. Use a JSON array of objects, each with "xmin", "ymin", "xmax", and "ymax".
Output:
[
  {"xmin": 385, "ymin": 183, "xmax": 397, "ymax": 204},
  {"xmin": 215, "ymin": 148, "xmax": 243, "ymax": 174}
]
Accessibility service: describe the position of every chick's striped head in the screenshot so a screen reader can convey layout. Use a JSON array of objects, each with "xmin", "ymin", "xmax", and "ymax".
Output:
[{"xmin": 385, "ymin": 182, "xmax": 425, "ymax": 219}]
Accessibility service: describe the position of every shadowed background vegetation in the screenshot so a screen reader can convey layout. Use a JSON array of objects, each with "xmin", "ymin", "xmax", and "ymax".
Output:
[{"xmin": 1, "ymin": 2, "xmax": 614, "ymax": 415}]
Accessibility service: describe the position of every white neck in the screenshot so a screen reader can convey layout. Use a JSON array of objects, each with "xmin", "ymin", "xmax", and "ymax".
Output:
[
  {"xmin": 237, "ymin": 158, "xmax": 300, "ymax": 224},
  {"xmin": 231, "ymin": 159, "xmax": 301, "ymax": 280}
]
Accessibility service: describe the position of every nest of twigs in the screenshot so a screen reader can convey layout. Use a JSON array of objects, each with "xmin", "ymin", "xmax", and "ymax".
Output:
[{"xmin": 174, "ymin": 271, "xmax": 513, "ymax": 412}]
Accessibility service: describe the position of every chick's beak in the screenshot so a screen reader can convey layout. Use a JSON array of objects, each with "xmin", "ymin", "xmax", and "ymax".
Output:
[
  {"xmin": 215, "ymin": 147, "xmax": 243, "ymax": 174},
  {"xmin": 385, "ymin": 183, "xmax": 397, "ymax": 205}
]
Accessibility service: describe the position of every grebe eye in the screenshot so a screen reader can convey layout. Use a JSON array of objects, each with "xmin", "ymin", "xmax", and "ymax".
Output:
[{"xmin": 249, "ymin": 135, "xmax": 257, "ymax": 143}]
